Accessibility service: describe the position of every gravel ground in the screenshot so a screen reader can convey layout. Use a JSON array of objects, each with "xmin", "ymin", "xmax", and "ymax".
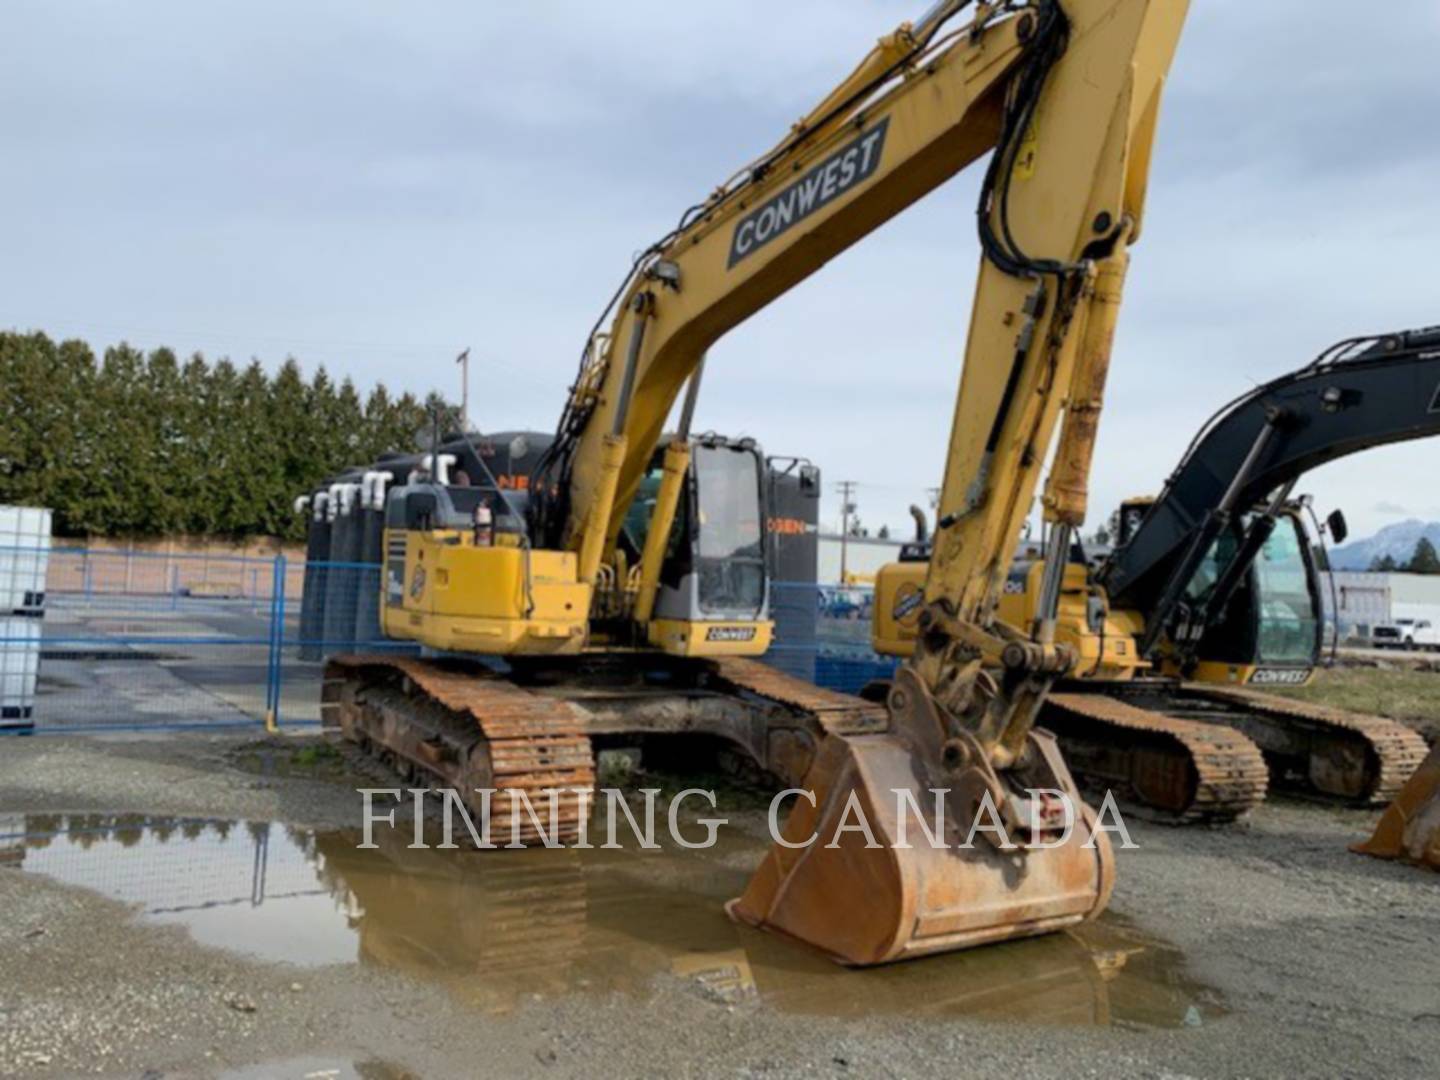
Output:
[{"xmin": 1, "ymin": 734, "xmax": 1437, "ymax": 1079}]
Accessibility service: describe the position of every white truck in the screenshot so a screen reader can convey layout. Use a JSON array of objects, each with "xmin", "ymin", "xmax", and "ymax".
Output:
[{"xmin": 1371, "ymin": 617, "xmax": 1440, "ymax": 651}]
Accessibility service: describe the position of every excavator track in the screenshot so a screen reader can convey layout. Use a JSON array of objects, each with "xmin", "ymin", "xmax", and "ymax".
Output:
[
  {"xmin": 706, "ymin": 657, "xmax": 889, "ymax": 737},
  {"xmin": 1044, "ymin": 691, "xmax": 1270, "ymax": 824},
  {"xmin": 1172, "ymin": 684, "xmax": 1429, "ymax": 805},
  {"xmin": 702, "ymin": 657, "xmax": 889, "ymax": 787},
  {"xmin": 322, "ymin": 655, "xmax": 595, "ymax": 845}
]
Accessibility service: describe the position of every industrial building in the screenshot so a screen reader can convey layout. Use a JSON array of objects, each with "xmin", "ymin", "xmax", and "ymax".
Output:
[
  {"xmin": 817, "ymin": 532, "xmax": 905, "ymax": 584},
  {"xmin": 1323, "ymin": 570, "xmax": 1440, "ymax": 640}
]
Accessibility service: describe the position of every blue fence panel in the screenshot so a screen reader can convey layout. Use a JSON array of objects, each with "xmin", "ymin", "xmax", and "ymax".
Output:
[
  {"xmin": 7, "ymin": 546, "xmax": 289, "ymax": 736},
  {"xmin": 10, "ymin": 543, "xmax": 901, "ymax": 734},
  {"xmin": 269, "ymin": 558, "xmax": 428, "ymax": 729}
]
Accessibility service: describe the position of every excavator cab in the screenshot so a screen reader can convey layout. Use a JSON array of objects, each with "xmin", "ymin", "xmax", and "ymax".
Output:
[
  {"xmin": 1167, "ymin": 505, "xmax": 1324, "ymax": 686},
  {"xmin": 619, "ymin": 435, "xmax": 773, "ymax": 656}
]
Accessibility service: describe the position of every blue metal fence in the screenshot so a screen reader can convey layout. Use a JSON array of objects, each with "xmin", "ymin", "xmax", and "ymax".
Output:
[{"xmin": 6, "ymin": 546, "xmax": 898, "ymax": 735}]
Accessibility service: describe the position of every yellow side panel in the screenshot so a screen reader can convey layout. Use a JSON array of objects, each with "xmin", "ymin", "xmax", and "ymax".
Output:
[
  {"xmin": 648, "ymin": 619, "xmax": 773, "ymax": 658},
  {"xmin": 873, "ymin": 561, "xmax": 927, "ymax": 658},
  {"xmin": 874, "ymin": 558, "xmax": 1145, "ymax": 681},
  {"xmin": 380, "ymin": 529, "xmax": 590, "ymax": 656}
]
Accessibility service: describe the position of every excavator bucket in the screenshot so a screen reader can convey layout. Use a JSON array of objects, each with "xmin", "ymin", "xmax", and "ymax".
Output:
[
  {"xmin": 1352, "ymin": 743, "xmax": 1440, "ymax": 870},
  {"xmin": 728, "ymin": 673, "xmax": 1116, "ymax": 966}
]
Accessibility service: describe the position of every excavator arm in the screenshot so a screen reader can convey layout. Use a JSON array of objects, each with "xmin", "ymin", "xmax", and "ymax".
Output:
[
  {"xmin": 1101, "ymin": 326, "xmax": 1440, "ymax": 654},
  {"xmin": 635, "ymin": 0, "xmax": 1181, "ymax": 964}
]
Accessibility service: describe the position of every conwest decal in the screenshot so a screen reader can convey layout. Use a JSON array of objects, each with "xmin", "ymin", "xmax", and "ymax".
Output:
[
  {"xmin": 1249, "ymin": 667, "xmax": 1310, "ymax": 686},
  {"xmin": 728, "ymin": 119, "xmax": 889, "ymax": 268},
  {"xmin": 706, "ymin": 626, "xmax": 758, "ymax": 643}
]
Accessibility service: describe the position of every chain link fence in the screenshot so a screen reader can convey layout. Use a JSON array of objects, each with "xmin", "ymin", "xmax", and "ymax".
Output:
[{"xmin": 5, "ymin": 546, "xmax": 896, "ymax": 735}]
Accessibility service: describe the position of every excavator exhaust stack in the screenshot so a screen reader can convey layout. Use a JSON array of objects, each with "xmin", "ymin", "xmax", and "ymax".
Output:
[
  {"xmin": 1352, "ymin": 743, "xmax": 1440, "ymax": 870},
  {"xmin": 729, "ymin": 670, "xmax": 1115, "ymax": 965}
]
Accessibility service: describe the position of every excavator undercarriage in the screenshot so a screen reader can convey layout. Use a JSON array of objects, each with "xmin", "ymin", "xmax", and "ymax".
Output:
[
  {"xmin": 321, "ymin": 654, "xmax": 889, "ymax": 834},
  {"xmin": 322, "ymin": 649, "xmax": 1118, "ymax": 964},
  {"xmin": 1042, "ymin": 682, "xmax": 1427, "ymax": 823}
]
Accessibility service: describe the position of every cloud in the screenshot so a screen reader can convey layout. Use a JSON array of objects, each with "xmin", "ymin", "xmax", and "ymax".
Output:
[
  {"xmin": 1374, "ymin": 501, "xmax": 1414, "ymax": 517},
  {"xmin": 1, "ymin": 1, "xmax": 1437, "ymax": 541}
]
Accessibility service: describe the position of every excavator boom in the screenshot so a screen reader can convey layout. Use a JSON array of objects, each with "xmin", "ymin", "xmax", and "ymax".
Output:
[
  {"xmin": 874, "ymin": 326, "xmax": 1440, "ymax": 822},
  {"xmin": 1103, "ymin": 326, "xmax": 1440, "ymax": 633}
]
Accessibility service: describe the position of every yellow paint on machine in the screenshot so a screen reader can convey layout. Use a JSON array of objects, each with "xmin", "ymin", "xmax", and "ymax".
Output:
[
  {"xmin": 1183, "ymin": 660, "xmax": 1315, "ymax": 688},
  {"xmin": 648, "ymin": 619, "xmax": 774, "ymax": 658},
  {"xmin": 381, "ymin": 529, "xmax": 590, "ymax": 655},
  {"xmin": 379, "ymin": 528, "xmax": 772, "ymax": 660},
  {"xmin": 873, "ymin": 559, "xmax": 1147, "ymax": 681}
]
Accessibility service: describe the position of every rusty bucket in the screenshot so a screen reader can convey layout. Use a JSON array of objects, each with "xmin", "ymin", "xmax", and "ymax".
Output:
[
  {"xmin": 1353, "ymin": 743, "xmax": 1440, "ymax": 870},
  {"xmin": 728, "ymin": 722, "xmax": 1116, "ymax": 966}
]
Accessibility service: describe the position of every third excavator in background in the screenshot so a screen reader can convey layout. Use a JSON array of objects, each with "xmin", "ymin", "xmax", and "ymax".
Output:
[
  {"xmin": 321, "ymin": 0, "xmax": 1192, "ymax": 966},
  {"xmin": 877, "ymin": 327, "xmax": 1440, "ymax": 822}
]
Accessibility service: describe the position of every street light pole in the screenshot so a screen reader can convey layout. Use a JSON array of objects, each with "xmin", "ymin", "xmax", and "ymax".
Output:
[{"xmin": 456, "ymin": 347, "xmax": 471, "ymax": 432}]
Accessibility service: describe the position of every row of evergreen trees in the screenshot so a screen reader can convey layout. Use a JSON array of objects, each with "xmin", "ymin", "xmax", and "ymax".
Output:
[
  {"xmin": 0, "ymin": 331, "xmax": 464, "ymax": 541},
  {"xmin": 1369, "ymin": 539, "xmax": 1440, "ymax": 574}
]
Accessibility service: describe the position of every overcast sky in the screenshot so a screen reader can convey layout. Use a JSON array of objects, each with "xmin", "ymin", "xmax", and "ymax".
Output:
[{"xmin": 4, "ymin": 1, "xmax": 1439, "ymax": 541}]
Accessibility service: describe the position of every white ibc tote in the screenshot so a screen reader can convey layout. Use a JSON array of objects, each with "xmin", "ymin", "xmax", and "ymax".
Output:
[
  {"xmin": 0, "ymin": 506, "xmax": 51, "ymax": 731},
  {"xmin": 0, "ymin": 506, "xmax": 52, "ymax": 614},
  {"xmin": 0, "ymin": 617, "xmax": 40, "ymax": 730}
]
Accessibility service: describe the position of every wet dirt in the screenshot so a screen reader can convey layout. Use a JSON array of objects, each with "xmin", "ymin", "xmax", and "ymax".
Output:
[
  {"xmin": 217, "ymin": 1055, "xmax": 416, "ymax": 1079},
  {"xmin": 5, "ymin": 812, "xmax": 1221, "ymax": 1031}
]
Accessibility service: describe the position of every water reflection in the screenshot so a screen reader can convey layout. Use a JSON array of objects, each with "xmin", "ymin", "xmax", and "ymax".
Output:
[{"xmin": 4, "ymin": 814, "xmax": 1222, "ymax": 1028}]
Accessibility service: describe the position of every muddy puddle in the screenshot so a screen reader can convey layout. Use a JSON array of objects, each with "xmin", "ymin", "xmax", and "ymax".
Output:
[{"xmin": 3, "ymin": 813, "xmax": 1223, "ymax": 1029}]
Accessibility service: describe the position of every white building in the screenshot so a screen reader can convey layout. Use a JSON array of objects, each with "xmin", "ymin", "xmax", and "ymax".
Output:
[
  {"xmin": 1323, "ymin": 570, "xmax": 1440, "ymax": 637},
  {"xmin": 817, "ymin": 533, "xmax": 906, "ymax": 585}
]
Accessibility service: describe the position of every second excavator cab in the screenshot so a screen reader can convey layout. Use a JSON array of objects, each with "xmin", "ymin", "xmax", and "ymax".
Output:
[{"xmin": 1169, "ymin": 505, "xmax": 1325, "ymax": 686}]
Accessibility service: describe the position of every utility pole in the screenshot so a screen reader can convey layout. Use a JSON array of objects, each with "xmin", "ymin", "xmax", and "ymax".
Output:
[
  {"xmin": 456, "ymin": 347, "xmax": 471, "ymax": 432},
  {"xmin": 836, "ymin": 480, "xmax": 858, "ymax": 583}
]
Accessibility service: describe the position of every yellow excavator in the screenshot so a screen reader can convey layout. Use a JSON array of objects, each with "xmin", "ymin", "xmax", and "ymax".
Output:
[{"xmin": 322, "ymin": 0, "xmax": 1191, "ymax": 965}]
